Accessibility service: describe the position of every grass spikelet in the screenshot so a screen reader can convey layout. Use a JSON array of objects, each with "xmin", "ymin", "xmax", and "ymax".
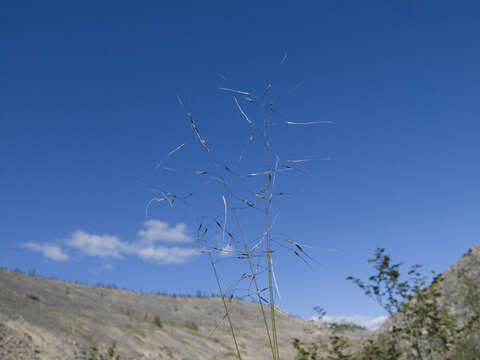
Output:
[
  {"xmin": 145, "ymin": 197, "xmax": 168, "ymax": 216},
  {"xmin": 285, "ymin": 157, "xmax": 330, "ymax": 163},
  {"xmin": 285, "ymin": 120, "xmax": 335, "ymax": 125},
  {"xmin": 178, "ymin": 96, "xmax": 211, "ymax": 153},
  {"xmin": 222, "ymin": 194, "xmax": 228, "ymax": 244},
  {"xmin": 167, "ymin": 142, "xmax": 186, "ymax": 156},
  {"xmin": 219, "ymin": 87, "xmax": 251, "ymax": 95},
  {"xmin": 233, "ymin": 96, "xmax": 253, "ymax": 124}
]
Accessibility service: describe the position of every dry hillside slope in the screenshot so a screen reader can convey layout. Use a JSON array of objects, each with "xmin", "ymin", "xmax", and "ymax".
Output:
[{"xmin": 0, "ymin": 268, "xmax": 335, "ymax": 359}]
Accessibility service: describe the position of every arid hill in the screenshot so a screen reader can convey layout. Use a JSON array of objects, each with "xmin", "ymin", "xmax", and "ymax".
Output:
[
  {"xmin": 0, "ymin": 268, "xmax": 346, "ymax": 360},
  {"xmin": 4, "ymin": 246, "xmax": 475, "ymax": 360}
]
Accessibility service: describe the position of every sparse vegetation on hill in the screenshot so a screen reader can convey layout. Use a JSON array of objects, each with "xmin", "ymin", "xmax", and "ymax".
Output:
[
  {"xmin": 0, "ymin": 265, "xmax": 231, "ymax": 299},
  {"xmin": 0, "ymin": 267, "xmax": 331, "ymax": 359},
  {"xmin": 1, "ymin": 247, "xmax": 478, "ymax": 359}
]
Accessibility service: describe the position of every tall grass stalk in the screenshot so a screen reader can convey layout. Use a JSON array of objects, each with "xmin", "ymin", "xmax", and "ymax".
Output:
[
  {"xmin": 176, "ymin": 94, "xmax": 280, "ymax": 359},
  {"xmin": 196, "ymin": 129, "xmax": 276, "ymax": 359},
  {"xmin": 153, "ymin": 58, "xmax": 329, "ymax": 359},
  {"xmin": 263, "ymin": 94, "xmax": 279, "ymax": 360},
  {"xmin": 226, "ymin": 190, "xmax": 275, "ymax": 358},
  {"xmin": 209, "ymin": 253, "xmax": 242, "ymax": 359}
]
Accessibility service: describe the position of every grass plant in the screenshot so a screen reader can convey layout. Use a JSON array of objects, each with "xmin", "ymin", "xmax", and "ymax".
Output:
[{"xmin": 149, "ymin": 56, "xmax": 332, "ymax": 359}]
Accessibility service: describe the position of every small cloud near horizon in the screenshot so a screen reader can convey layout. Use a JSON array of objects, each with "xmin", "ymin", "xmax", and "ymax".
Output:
[
  {"xmin": 22, "ymin": 220, "xmax": 198, "ymax": 265},
  {"xmin": 138, "ymin": 220, "xmax": 193, "ymax": 244},
  {"xmin": 22, "ymin": 242, "xmax": 69, "ymax": 262},
  {"xmin": 66, "ymin": 230, "xmax": 132, "ymax": 258}
]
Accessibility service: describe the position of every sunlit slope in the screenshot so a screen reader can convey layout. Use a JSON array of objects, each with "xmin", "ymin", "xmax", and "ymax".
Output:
[{"xmin": 0, "ymin": 269, "xmax": 329, "ymax": 359}]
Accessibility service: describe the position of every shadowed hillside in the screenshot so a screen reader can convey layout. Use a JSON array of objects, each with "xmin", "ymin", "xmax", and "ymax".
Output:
[
  {"xmin": 376, "ymin": 244, "xmax": 480, "ymax": 359},
  {"xmin": 292, "ymin": 245, "xmax": 480, "ymax": 359}
]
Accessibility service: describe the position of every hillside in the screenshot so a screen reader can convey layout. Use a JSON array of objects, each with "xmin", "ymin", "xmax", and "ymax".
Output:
[
  {"xmin": 4, "ymin": 247, "xmax": 476, "ymax": 360},
  {"xmin": 292, "ymin": 245, "xmax": 480, "ymax": 359},
  {"xmin": 373, "ymin": 245, "xmax": 480, "ymax": 359},
  {"xmin": 0, "ymin": 268, "xmax": 342, "ymax": 360},
  {"xmin": 435, "ymin": 245, "xmax": 480, "ymax": 316},
  {"xmin": 379, "ymin": 244, "xmax": 480, "ymax": 331}
]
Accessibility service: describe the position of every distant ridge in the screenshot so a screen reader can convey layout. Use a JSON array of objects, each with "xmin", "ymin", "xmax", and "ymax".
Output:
[
  {"xmin": 2, "ymin": 247, "xmax": 477, "ymax": 359},
  {"xmin": 0, "ymin": 268, "xmax": 333, "ymax": 359}
]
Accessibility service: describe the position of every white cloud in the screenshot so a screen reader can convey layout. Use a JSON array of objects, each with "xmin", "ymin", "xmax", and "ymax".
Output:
[
  {"xmin": 137, "ymin": 220, "xmax": 193, "ymax": 244},
  {"xmin": 315, "ymin": 315, "xmax": 388, "ymax": 331},
  {"xmin": 22, "ymin": 242, "xmax": 69, "ymax": 262},
  {"xmin": 137, "ymin": 246, "xmax": 199, "ymax": 264},
  {"xmin": 23, "ymin": 220, "xmax": 199, "ymax": 266},
  {"xmin": 66, "ymin": 230, "xmax": 132, "ymax": 258}
]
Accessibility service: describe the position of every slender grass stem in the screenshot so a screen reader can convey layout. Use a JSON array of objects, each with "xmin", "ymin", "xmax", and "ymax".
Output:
[
  {"xmin": 196, "ymin": 126, "xmax": 276, "ymax": 358},
  {"xmin": 224, "ymin": 191, "xmax": 276, "ymax": 359},
  {"xmin": 176, "ymin": 75, "xmax": 297, "ymax": 359},
  {"xmin": 209, "ymin": 255, "xmax": 242, "ymax": 359},
  {"xmin": 263, "ymin": 101, "xmax": 279, "ymax": 360}
]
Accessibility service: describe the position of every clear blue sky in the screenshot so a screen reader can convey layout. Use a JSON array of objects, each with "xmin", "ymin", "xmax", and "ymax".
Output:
[{"xmin": 2, "ymin": 0, "xmax": 479, "ymax": 325}]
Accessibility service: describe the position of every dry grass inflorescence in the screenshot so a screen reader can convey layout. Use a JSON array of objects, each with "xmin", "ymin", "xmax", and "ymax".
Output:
[{"xmin": 148, "ymin": 56, "xmax": 334, "ymax": 360}]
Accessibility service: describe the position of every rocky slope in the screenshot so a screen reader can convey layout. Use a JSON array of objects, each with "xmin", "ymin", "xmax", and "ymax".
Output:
[
  {"xmin": 0, "ymin": 268, "xmax": 334, "ymax": 360},
  {"xmin": 435, "ymin": 245, "xmax": 480, "ymax": 316}
]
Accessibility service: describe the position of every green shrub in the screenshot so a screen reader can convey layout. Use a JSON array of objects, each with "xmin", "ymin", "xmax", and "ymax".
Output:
[
  {"xmin": 153, "ymin": 315, "xmax": 163, "ymax": 328},
  {"xmin": 26, "ymin": 293, "xmax": 40, "ymax": 301},
  {"xmin": 328, "ymin": 322, "xmax": 366, "ymax": 332},
  {"xmin": 86, "ymin": 342, "xmax": 120, "ymax": 360},
  {"xmin": 184, "ymin": 321, "xmax": 198, "ymax": 331}
]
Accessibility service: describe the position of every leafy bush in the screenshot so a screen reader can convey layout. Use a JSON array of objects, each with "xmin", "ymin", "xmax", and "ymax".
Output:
[
  {"xmin": 26, "ymin": 293, "xmax": 40, "ymax": 301},
  {"xmin": 327, "ymin": 322, "xmax": 366, "ymax": 332},
  {"xmin": 153, "ymin": 315, "xmax": 163, "ymax": 328},
  {"xmin": 86, "ymin": 342, "xmax": 120, "ymax": 360},
  {"xmin": 184, "ymin": 321, "xmax": 198, "ymax": 331}
]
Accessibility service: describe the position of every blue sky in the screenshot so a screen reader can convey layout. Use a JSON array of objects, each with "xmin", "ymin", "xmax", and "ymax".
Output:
[{"xmin": 2, "ymin": 0, "xmax": 480, "ymax": 326}]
